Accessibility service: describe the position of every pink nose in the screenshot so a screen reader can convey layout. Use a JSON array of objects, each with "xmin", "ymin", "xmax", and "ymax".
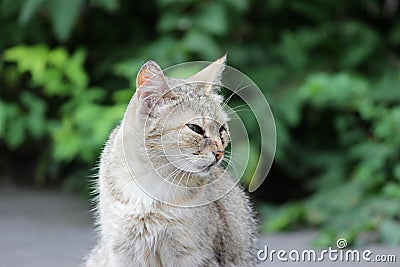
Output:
[{"xmin": 214, "ymin": 151, "xmax": 224, "ymax": 161}]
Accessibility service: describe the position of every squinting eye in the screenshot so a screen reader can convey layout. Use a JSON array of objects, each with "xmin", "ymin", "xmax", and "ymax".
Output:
[
  {"xmin": 186, "ymin": 124, "xmax": 205, "ymax": 135},
  {"xmin": 219, "ymin": 125, "xmax": 226, "ymax": 134}
]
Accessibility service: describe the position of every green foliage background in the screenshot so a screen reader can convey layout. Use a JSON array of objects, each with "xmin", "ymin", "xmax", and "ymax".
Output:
[{"xmin": 1, "ymin": 0, "xmax": 400, "ymax": 246}]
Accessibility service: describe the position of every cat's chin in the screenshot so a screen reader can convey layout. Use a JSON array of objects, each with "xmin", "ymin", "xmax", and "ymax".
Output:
[{"xmin": 191, "ymin": 163, "xmax": 217, "ymax": 176}]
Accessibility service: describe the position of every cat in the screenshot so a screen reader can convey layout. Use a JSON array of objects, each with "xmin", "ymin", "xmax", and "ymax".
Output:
[{"xmin": 84, "ymin": 55, "xmax": 258, "ymax": 267}]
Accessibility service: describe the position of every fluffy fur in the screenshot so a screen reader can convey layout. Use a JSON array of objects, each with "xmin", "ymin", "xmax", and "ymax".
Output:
[{"xmin": 84, "ymin": 56, "xmax": 258, "ymax": 267}]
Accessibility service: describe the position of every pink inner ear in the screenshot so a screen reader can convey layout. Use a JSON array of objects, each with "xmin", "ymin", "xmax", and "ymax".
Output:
[
  {"xmin": 136, "ymin": 67, "xmax": 154, "ymax": 98},
  {"xmin": 135, "ymin": 60, "xmax": 178, "ymax": 116}
]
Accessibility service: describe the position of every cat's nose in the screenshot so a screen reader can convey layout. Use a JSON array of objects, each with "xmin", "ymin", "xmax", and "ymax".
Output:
[{"xmin": 214, "ymin": 151, "xmax": 224, "ymax": 161}]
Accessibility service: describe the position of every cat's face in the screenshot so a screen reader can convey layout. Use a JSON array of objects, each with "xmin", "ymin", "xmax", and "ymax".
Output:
[
  {"xmin": 154, "ymin": 95, "xmax": 230, "ymax": 175},
  {"xmin": 135, "ymin": 56, "xmax": 230, "ymax": 176}
]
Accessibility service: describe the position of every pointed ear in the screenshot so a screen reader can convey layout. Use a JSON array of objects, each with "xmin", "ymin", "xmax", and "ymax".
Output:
[
  {"xmin": 189, "ymin": 54, "xmax": 226, "ymax": 95},
  {"xmin": 136, "ymin": 60, "xmax": 176, "ymax": 116}
]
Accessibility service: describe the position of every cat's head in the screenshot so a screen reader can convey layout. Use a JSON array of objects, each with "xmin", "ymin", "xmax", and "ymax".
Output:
[{"xmin": 133, "ymin": 56, "xmax": 230, "ymax": 178}]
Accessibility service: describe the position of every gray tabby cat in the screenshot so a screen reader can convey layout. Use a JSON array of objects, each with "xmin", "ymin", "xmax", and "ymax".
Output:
[{"xmin": 85, "ymin": 55, "xmax": 258, "ymax": 267}]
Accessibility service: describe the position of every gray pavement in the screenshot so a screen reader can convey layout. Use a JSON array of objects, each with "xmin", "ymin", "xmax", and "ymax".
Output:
[
  {"xmin": 0, "ymin": 188, "xmax": 95, "ymax": 267},
  {"xmin": 0, "ymin": 188, "xmax": 398, "ymax": 266}
]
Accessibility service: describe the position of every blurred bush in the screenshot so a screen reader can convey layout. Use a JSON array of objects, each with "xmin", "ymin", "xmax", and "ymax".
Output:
[{"xmin": 0, "ymin": 0, "xmax": 399, "ymax": 246}]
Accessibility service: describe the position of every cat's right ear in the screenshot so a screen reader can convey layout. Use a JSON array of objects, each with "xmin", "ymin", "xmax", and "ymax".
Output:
[
  {"xmin": 188, "ymin": 54, "xmax": 226, "ymax": 95},
  {"xmin": 136, "ymin": 60, "xmax": 176, "ymax": 117}
]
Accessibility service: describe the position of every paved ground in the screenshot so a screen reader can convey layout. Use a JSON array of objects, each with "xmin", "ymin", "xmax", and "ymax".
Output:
[{"xmin": 0, "ymin": 188, "xmax": 398, "ymax": 267}]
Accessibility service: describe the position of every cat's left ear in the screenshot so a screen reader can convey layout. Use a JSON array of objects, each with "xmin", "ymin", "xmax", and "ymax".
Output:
[
  {"xmin": 136, "ymin": 60, "xmax": 177, "ymax": 117},
  {"xmin": 189, "ymin": 54, "xmax": 226, "ymax": 95}
]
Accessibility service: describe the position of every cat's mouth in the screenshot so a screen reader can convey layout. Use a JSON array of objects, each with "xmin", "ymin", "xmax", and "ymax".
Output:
[
  {"xmin": 195, "ymin": 166, "xmax": 212, "ymax": 175},
  {"xmin": 185, "ymin": 153, "xmax": 221, "ymax": 174}
]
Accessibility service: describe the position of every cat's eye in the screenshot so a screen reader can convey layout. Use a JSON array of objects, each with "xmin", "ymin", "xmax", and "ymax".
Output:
[
  {"xmin": 186, "ymin": 124, "xmax": 205, "ymax": 135},
  {"xmin": 219, "ymin": 125, "xmax": 227, "ymax": 134}
]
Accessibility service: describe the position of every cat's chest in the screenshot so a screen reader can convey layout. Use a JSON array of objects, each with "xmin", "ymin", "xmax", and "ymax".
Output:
[
  {"xmin": 112, "ymin": 202, "xmax": 204, "ymax": 248},
  {"xmin": 128, "ymin": 210, "xmax": 177, "ymax": 236},
  {"xmin": 110, "ymin": 196, "xmax": 191, "ymax": 232}
]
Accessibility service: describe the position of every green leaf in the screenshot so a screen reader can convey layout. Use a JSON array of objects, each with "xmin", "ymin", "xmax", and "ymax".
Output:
[
  {"xmin": 40, "ymin": 68, "xmax": 66, "ymax": 96},
  {"xmin": 222, "ymin": 0, "xmax": 249, "ymax": 11},
  {"xmin": 278, "ymin": 31, "xmax": 307, "ymax": 71},
  {"xmin": 112, "ymin": 89, "xmax": 134, "ymax": 103},
  {"xmin": 0, "ymin": 100, "xmax": 7, "ymax": 137},
  {"xmin": 64, "ymin": 49, "xmax": 88, "ymax": 89},
  {"xmin": 275, "ymin": 88, "xmax": 303, "ymax": 126},
  {"xmin": 91, "ymin": 105, "xmax": 124, "ymax": 145},
  {"xmin": 339, "ymin": 22, "xmax": 379, "ymax": 69},
  {"xmin": 1, "ymin": 0, "xmax": 23, "ymax": 17},
  {"xmin": 299, "ymin": 72, "xmax": 368, "ymax": 109},
  {"xmin": 91, "ymin": 0, "xmax": 120, "ymax": 12},
  {"xmin": 47, "ymin": 0, "xmax": 83, "ymax": 41},
  {"xmin": 52, "ymin": 118, "xmax": 81, "ymax": 161},
  {"xmin": 195, "ymin": 2, "xmax": 228, "ymax": 36},
  {"xmin": 3, "ymin": 45, "xmax": 49, "ymax": 81},
  {"xmin": 394, "ymin": 164, "xmax": 400, "ymax": 181},
  {"xmin": 379, "ymin": 219, "xmax": 400, "ymax": 245},
  {"xmin": 158, "ymin": 13, "xmax": 186, "ymax": 33},
  {"xmin": 367, "ymin": 197, "xmax": 400, "ymax": 218},
  {"xmin": 4, "ymin": 105, "xmax": 25, "ymax": 149},
  {"xmin": 311, "ymin": 231, "xmax": 336, "ymax": 248},
  {"xmin": 19, "ymin": 0, "xmax": 46, "ymax": 24},
  {"xmin": 20, "ymin": 91, "xmax": 47, "ymax": 138},
  {"xmin": 373, "ymin": 107, "xmax": 400, "ymax": 143},
  {"xmin": 112, "ymin": 59, "xmax": 144, "ymax": 81},
  {"xmin": 383, "ymin": 182, "xmax": 400, "ymax": 198},
  {"xmin": 183, "ymin": 30, "xmax": 220, "ymax": 59},
  {"xmin": 47, "ymin": 48, "xmax": 69, "ymax": 69},
  {"xmin": 262, "ymin": 203, "xmax": 303, "ymax": 232}
]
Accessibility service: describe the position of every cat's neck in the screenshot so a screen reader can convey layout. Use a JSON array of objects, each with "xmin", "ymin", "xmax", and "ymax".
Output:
[{"xmin": 129, "ymin": 157, "xmax": 209, "ymax": 206}]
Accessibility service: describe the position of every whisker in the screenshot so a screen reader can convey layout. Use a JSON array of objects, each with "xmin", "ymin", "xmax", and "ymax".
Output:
[
  {"xmin": 156, "ymin": 159, "xmax": 196, "ymax": 193},
  {"xmin": 226, "ymin": 108, "xmax": 250, "ymax": 115}
]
